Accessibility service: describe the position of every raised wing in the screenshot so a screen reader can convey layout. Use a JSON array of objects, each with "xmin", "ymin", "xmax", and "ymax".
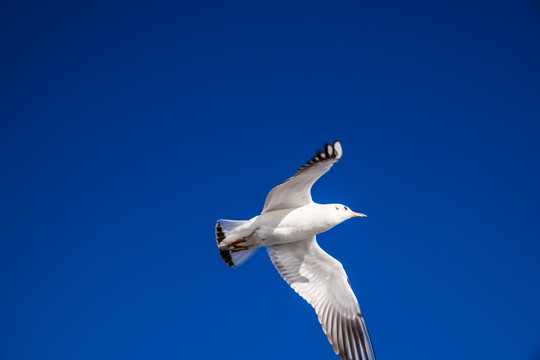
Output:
[
  {"xmin": 267, "ymin": 237, "xmax": 376, "ymax": 360},
  {"xmin": 262, "ymin": 140, "xmax": 343, "ymax": 213}
]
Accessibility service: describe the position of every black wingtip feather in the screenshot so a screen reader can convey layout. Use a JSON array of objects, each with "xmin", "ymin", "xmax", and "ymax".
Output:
[
  {"xmin": 295, "ymin": 139, "xmax": 343, "ymax": 176},
  {"xmin": 216, "ymin": 222, "xmax": 235, "ymax": 267},
  {"xmin": 220, "ymin": 249, "xmax": 235, "ymax": 267}
]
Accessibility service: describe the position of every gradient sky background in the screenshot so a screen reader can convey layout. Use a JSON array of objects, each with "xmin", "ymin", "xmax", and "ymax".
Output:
[{"xmin": 1, "ymin": 1, "xmax": 540, "ymax": 359}]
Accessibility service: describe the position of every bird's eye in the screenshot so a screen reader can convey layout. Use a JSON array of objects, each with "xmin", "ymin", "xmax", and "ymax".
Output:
[
  {"xmin": 335, "ymin": 206, "xmax": 339, "ymax": 210},
  {"xmin": 344, "ymin": 206, "xmax": 348, "ymax": 211}
]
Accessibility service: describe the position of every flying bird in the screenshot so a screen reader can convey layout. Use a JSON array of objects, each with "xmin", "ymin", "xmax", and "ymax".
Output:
[{"xmin": 215, "ymin": 140, "xmax": 376, "ymax": 360}]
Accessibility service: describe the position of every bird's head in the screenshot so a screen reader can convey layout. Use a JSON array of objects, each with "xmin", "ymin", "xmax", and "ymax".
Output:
[{"xmin": 330, "ymin": 204, "xmax": 367, "ymax": 222}]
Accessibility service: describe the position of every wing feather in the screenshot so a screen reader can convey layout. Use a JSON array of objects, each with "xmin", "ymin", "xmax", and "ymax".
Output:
[
  {"xmin": 262, "ymin": 140, "xmax": 343, "ymax": 213},
  {"xmin": 267, "ymin": 237, "xmax": 376, "ymax": 360}
]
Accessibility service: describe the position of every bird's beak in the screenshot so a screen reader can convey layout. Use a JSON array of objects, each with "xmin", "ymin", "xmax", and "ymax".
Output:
[{"xmin": 352, "ymin": 212, "xmax": 367, "ymax": 218}]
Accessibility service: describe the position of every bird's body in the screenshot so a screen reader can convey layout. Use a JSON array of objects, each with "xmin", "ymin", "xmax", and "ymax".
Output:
[
  {"xmin": 219, "ymin": 203, "xmax": 351, "ymax": 248},
  {"xmin": 215, "ymin": 140, "xmax": 376, "ymax": 360}
]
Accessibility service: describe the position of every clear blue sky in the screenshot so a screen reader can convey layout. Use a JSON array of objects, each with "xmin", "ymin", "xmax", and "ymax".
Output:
[{"xmin": 1, "ymin": 1, "xmax": 539, "ymax": 359}]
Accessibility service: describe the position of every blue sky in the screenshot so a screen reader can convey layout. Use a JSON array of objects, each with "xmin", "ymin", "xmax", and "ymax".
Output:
[{"xmin": 1, "ymin": 1, "xmax": 539, "ymax": 359}]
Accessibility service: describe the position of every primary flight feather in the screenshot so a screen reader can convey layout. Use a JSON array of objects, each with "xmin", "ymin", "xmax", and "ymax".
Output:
[{"xmin": 215, "ymin": 140, "xmax": 376, "ymax": 360}]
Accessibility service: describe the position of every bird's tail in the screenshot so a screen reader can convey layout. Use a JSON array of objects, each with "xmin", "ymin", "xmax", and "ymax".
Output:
[{"xmin": 216, "ymin": 219, "xmax": 258, "ymax": 267}]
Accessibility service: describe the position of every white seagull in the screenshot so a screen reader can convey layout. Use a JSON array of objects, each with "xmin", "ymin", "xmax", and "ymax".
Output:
[{"xmin": 215, "ymin": 140, "xmax": 376, "ymax": 360}]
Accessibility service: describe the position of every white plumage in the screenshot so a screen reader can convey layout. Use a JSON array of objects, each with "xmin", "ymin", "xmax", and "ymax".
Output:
[{"xmin": 215, "ymin": 140, "xmax": 375, "ymax": 360}]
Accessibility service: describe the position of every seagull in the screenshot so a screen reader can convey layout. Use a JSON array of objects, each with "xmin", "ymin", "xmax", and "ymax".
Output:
[{"xmin": 215, "ymin": 140, "xmax": 376, "ymax": 360}]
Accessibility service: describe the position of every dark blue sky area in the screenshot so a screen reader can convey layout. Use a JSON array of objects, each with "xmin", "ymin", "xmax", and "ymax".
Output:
[{"xmin": 1, "ymin": 1, "xmax": 539, "ymax": 359}]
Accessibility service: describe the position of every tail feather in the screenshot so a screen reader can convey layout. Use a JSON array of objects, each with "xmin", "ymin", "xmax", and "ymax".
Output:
[
  {"xmin": 229, "ymin": 247, "xmax": 258, "ymax": 267},
  {"xmin": 216, "ymin": 220, "xmax": 258, "ymax": 267},
  {"xmin": 218, "ymin": 219, "xmax": 251, "ymax": 233}
]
